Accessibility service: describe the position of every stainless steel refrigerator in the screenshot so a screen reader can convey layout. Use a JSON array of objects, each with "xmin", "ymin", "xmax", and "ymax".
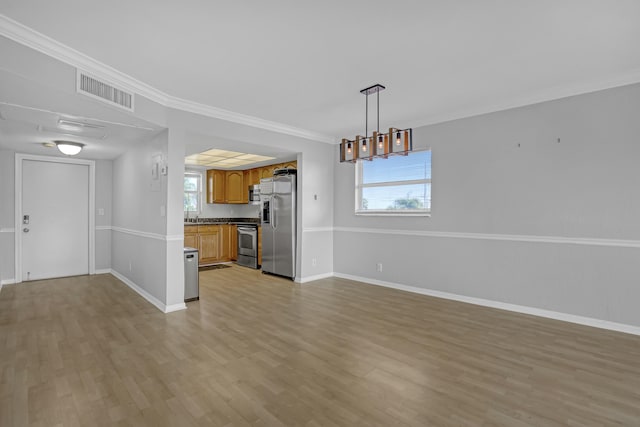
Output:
[{"xmin": 260, "ymin": 170, "xmax": 296, "ymax": 279}]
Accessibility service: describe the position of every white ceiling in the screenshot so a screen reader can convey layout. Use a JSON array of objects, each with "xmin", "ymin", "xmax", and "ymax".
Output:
[
  {"xmin": 1, "ymin": 1, "xmax": 640, "ymax": 146},
  {"xmin": 0, "ymin": 66, "xmax": 164, "ymax": 159}
]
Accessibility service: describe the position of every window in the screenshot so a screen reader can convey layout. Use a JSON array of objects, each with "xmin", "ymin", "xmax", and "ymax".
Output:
[
  {"xmin": 356, "ymin": 149, "xmax": 431, "ymax": 215},
  {"xmin": 184, "ymin": 172, "xmax": 202, "ymax": 214}
]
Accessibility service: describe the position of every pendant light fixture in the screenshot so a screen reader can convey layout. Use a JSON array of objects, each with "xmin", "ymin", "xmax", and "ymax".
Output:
[
  {"xmin": 339, "ymin": 84, "xmax": 412, "ymax": 163},
  {"xmin": 55, "ymin": 140, "xmax": 85, "ymax": 156}
]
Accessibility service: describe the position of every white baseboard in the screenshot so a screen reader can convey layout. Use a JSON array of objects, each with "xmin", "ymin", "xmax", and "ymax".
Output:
[
  {"xmin": 333, "ymin": 272, "xmax": 640, "ymax": 337},
  {"xmin": 110, "ymin": 270, "xmax": 186, "ymax": 314},
  {"xmin": 94, "ymin": 268, "xmax": 111, "ymax": 275},
  {"xmin": 1, "ymin": 278, "xmax": 16, "ymax": 286},
  {"xmin": 295, "ymin": 272, "xmax": 335, "ymax": 283},
  {"xmin": 164, "ymin": 303, "xmax": 188, "ymax": 313}
]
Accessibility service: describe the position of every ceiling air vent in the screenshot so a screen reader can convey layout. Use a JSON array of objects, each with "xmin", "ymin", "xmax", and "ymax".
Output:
[{"xmin": 76, "ymin": 70, "xmax": 134, "ymax": 112}]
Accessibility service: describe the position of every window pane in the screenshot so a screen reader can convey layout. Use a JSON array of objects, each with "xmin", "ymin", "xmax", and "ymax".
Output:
[
  {"xmin": 184, "ymin": 192, "xmax": 198, "ymax": 212},
  {"xmin": 363, "ymin": 150, "xmax": 431, "ymax": 184},
  {"xmin": 184, "ymin": 176, "xmax": 198, "ymax": 191},
  {"xmin": 361, "ymin": 183, "xmax": 431, "ymax": 211}
]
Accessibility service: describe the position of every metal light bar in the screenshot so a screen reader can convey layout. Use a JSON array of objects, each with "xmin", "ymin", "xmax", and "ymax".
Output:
[
  {"xmin": 339, "ymin": 84, "xmax": 413, "ymax": 163},
  {"xmin": 359, "ymin": 84, "xmax": 386, "ymax": 96},
  {"xmin": 339, "ymin": 128, "xmax": 412, "ymax": 163}
]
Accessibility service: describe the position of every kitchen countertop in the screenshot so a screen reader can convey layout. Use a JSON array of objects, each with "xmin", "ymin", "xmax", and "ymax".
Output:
[{"xmin": 184, "ymin": 217, "xmax": 260, "ymax": 226}]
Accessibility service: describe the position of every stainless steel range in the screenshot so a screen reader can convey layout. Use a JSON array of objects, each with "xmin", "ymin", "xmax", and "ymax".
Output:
[{"xmin": 237, "ymin": 224, "xmax": 258, "ymax": 269}]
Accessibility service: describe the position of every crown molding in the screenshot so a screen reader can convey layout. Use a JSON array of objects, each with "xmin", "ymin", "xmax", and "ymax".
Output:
[
  {"xmin": 0, "ymin": 14, "xmax": 336, "ymax": 144},
  {"xmin": 167, "ymin": 97, "xmax": 335, "ymax": 143}
]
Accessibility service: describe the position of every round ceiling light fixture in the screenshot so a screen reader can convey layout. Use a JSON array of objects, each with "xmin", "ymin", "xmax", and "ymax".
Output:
[{"xmin": 54, "ymin": 140, "xmax": 85, "ymax": 156}]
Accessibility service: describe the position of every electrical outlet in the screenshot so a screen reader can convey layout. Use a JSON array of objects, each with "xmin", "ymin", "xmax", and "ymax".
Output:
[
  {"xmin": 312, "ymin": 258, "xmax": 317, "ymax": 267},
  {"xmin": 376, "ymin": 263, "xmax": 383, "ymax": 272}
]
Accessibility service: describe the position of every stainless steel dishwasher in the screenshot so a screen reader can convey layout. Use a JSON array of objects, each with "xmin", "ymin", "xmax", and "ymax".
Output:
[{"xmin": 184, "ymin": 247, "xmax": 199, "ymax": 302}]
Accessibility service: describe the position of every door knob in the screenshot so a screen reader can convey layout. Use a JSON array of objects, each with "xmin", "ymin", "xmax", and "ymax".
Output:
[{"xmin": 23, "ymin": 228, "xmax": 29, "ymax": 233}]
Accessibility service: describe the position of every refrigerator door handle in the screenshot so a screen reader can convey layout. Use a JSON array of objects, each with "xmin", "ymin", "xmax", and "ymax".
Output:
[{"xmin": 271, "ymin": 195, "xmax": 276, "ymax": 229}]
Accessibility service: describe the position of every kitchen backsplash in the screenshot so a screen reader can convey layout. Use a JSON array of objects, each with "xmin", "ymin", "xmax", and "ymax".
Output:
[{"xmin": 197, "ymin": 202, "xmax": 260, "ymax": 219}]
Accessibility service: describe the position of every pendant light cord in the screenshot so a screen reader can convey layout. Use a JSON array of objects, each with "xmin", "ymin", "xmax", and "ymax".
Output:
[
  {"xmin": 365, "ymin": 93, "xmax": 368, "ymax": 139},
  {"xmin": 377, "ymin": 89, "xmax": 380, "ymax": 134}
]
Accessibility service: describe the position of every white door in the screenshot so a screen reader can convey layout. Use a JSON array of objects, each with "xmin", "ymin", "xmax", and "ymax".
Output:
[{"xmin": 21, "ymin": 159, "xmax": 89, "ymax": 281}]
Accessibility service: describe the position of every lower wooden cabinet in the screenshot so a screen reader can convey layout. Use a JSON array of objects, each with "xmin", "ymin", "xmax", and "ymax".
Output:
[
  {"xmin": 219, "ymin": 224, "xmax": 232, "ymax": 261},
  {"xmin": 185, "ymin": 224, "xmax": 238, "ymax": 266},
  {"xmin": 230, "ymin": 225, "xmax": 238, "ymax": 261},
  {"xmin": 184, "ymin": 225, "xmax": 198, "ymax": 249},
  {"xmin": 198, "ymin": 225, "xmax": 221, "ymax": 265}
]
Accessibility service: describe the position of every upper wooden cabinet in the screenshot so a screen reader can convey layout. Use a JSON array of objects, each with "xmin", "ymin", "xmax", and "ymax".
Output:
[
  {"xmin": 283, "ymin": 161, "xmax": 297, "ymax": 169},
  {"xmin": 206, "ymin": 169, "xmax": 225, "ymax": 204},
  {"xmin": 206, "ymin": 160, "xmax": 297, "ymax": 204},
  {"xmin": 250, "ymin": 168, "xmax": 260, "ymax": 186},
  {"xmin": 242, "ymin": 170, "xmax": 250, "ymax": 203},
  {"xmin": 225, "ymin": 170, "xmax": 244, "ymax": 204},
  {"xmin": 260, "ymin": 167, "xmax": 272, "ymax": 180},
  {"xmin": 206, "ymin": 169, "xmax": 246, "ymax": 204}
]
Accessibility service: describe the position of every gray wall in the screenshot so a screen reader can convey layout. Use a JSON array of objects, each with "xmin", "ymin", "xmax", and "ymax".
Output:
[
  {"xmin": 0, "ymin": 151, "xmax": 15, "ymax": 284},
  {"xmin": 95, "ymin": 159, "xmax": 113, "ymax": 271},
  {"xmin": 111, "ymin": 130, "xmax": 174, "ymax": 306},
  {"xmin": 333, "ymin": 82, "xmax": 640, "ymax": 327}
]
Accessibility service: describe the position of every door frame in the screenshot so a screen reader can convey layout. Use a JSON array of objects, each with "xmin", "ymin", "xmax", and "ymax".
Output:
[{"xmin": 14, "ymin": 153, "xmax": 96, "ymax": 283}]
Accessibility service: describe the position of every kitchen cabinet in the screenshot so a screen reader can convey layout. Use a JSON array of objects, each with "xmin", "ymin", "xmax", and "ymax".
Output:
[
  {"xmin": 260, "ymin": 166, "xmax": 273, "ymax": 180},
  {"xmin": 242, "ymin": 170, "xmax": 250, "ymax": 203},
  {"xmin": 206, "ymin": 169, "xmax": 225, "ymax": 204},
  {"xmin": 206, "ymin": 161, "xmax": 297, "ymax": 205},
  {"xmin": 198, "ymin": 225, "xmax": 221, "ymax": 264},
  {"xmin": 250, "ymin": 168, "xmax": 260, "ymax": 186},
  {"xmin": 283, "ymin": 161, "xmax": 297, "ymax": 169},
  {"xmin": 270, "ymin": 163, "xmax": 282, "ymax": 176},
  {"xmin": 219, "ymin": 224, "xmax": 232, "ymax": 261},
  {"xmin": 184, "ymin": 225, "xmax": 198, "ymax": 249},
  {"xmin": 230, "ymin": 225, "xmax": 238, "ymax": 261},
  {"xmin": 206, "ymin": 170, "xmax": 248, "ymax": 204},
  {"xmin": 225, "ymin": 170, "xmax": 244, "ymax": 203},
  {"xmin": 185, "ymin": 224, "xmax": 239, "ymax": 266}
]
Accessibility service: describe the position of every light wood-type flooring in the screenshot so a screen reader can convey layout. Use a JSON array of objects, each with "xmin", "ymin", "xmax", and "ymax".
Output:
[{"xmin": 1, "ymin": 266, "xmax": 640, "ymax": 426}]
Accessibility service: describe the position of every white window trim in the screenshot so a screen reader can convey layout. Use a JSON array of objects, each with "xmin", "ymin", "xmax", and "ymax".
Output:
[
  {"xmin": 184, "ymin": 171, "xmax": 202, "ymax": 215},
  {"xmin": 355, "ymin": 150, "xmax": 431, "ymax": 217}
]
